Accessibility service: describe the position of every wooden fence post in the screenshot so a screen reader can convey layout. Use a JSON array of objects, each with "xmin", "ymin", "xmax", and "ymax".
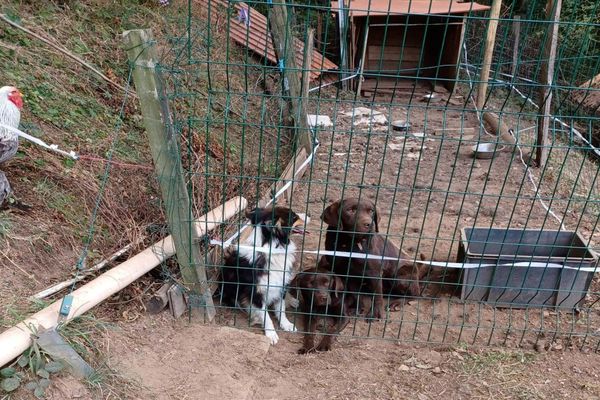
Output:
[
  {"xmin": 122, "ymin": 29, "xmax": 216, "ymax": 321},
  {"xmin": 268, "ymin": 1, "xmax": 312, "ymax": 152},
  {"xmin": 300, "ymin": 28, "xmax": 315, "ymax": 152},
  {"xmin": 536, "ymin": 0, "xmax": 562, "ymax": 167},
  {"xmin": 477, "ymin": 0, "xmax": 502, "ymax": 110}
]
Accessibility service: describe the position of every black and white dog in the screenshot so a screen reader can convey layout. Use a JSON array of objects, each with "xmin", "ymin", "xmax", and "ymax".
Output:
[{"xmin": 220, "ymin": 206, "xmax": 309, "ymax": 345}]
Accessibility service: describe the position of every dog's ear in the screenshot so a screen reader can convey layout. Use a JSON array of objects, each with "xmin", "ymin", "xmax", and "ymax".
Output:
[
  {"xmin": 321, "ymin": 200, "xmax": 341, "ymax": 226},
  {"xmin": 373, "ymin": 204, "xmax": 381, "ymax": 233},
  {"xmin": 332, "ymin": 276, "xmax": 344, "ymax": 298},
  {"xmin": 273, "ymin": 216, "xmax": 285, "ymax": 237}
]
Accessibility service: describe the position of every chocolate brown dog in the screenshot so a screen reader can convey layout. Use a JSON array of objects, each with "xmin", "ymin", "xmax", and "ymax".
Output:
[
  {"xmin": 321, "ymin": 198, "xmax": 421, "ymax": 318},
  {"xmin": 295, "ymin": 267, "xmax": 359, "ymax": 353}
]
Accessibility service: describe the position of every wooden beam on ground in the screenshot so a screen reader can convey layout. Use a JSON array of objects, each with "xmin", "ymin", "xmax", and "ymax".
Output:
[
  {"xmin": 122, "ymin": 29, "xmax": 215, "ymax": 321},
  {"xmin": 482, "ymin": 112, "xmax": 517, "ymax": 151},
  {"xmin": 476, "ymin": 0, "xmax": 502, "ymax": 110},
  {"xmin": 268, "ymin": 1, "xmax": 311, "ymax": 151},
  {"xmin": 536, "ymin": 0, "xmax": 562, "ymax": 168}
]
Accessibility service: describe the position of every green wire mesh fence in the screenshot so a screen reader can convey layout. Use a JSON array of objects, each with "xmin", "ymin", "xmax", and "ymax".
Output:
[{"xmin": 144, "ymin": 0, "xmax": 600, "ymax": 350}]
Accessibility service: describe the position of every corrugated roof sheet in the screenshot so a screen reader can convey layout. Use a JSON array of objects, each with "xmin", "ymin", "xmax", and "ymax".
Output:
[
  {"xmin": 331, "ymin": 0, "xmax": 490, "ymax": 17},
  {"xmin": 194, "ymin": 0, "xmax": 338, "ymax": 82}
]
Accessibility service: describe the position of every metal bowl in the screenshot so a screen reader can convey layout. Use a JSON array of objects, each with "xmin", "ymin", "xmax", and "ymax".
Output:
[{"xmin": 471, "ymin": 142, "xmax": 506, "ymax": 159}]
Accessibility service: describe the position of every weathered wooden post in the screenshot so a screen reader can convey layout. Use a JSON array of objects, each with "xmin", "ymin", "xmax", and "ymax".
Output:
[
  {"xmin": 300, "ymin": 28, "xmax": 315, "ymax": 151},
  {"xmin": 268, "ymin": 0, "xmax": 312, "ymax": 152},
  {"xmin": 476, "ymin": 0, "xmax": 502, "ymax": 110},
  {"xmin": 122, "ymin": 29, "xmax": 215, "ymax": 320},
  {"xmin": 536, "ymin": 0, "xmax": 562, "ymax": 167}
]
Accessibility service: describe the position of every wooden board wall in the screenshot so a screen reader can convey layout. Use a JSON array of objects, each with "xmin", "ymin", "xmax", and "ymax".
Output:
[{"xmin": 353, "ymin": 15, "xmax": 465, "ymax": 93}]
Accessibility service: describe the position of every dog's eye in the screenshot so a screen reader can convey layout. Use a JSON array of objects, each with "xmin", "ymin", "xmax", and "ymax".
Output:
[{"xmin": 347, "ymin": 207, "xmax": 356, "ymax": 213}]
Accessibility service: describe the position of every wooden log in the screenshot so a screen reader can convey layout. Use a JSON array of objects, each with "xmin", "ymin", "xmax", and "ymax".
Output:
[
  {"xmin": 122, "ymin": 29, "xmax": 214, "ymax": 320},
  {"xmin": 0, "ymin": 197, "xmax": 246, "ymax": 368},
  {"xmin": 476, "ymin": 0, "xmax": 503, "ymax": 110},
  {"xmin": 536, "ymin": 0, "xmax": 562, "ymax": 167},
  {"xmin": 483, "ymin": 112, "xmax": 517, "ymax": 150}
]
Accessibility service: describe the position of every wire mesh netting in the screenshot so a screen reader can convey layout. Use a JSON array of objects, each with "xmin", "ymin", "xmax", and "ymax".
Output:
[{"xmin": 140, "ymin": 0, "xmax": 600, "ymax": 350}]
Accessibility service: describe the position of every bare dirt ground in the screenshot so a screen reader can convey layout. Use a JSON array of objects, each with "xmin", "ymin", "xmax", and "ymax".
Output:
[{"xmin": 44, "ymin": 313, "xmax": 600, "ymax": 400}]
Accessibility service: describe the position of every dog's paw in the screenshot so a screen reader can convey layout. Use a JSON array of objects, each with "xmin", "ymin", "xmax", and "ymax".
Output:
[
  {"xmin": 265, "ymin": 330, "xmax": 279, "ymax": 345},
  {"xmin": 371, "ymin": 305, "xmax": 385, "ymax": 320},
  {"xmin": 316, "ymin": 342, "xmax": 332, "ymax": 352},
  {"xmin": 287, "ymin": 296, "xmax": 300, "ymax": 309},
  {"xmin": 280, "ymin": 320, "xmax": 297, "ymax": 332}
]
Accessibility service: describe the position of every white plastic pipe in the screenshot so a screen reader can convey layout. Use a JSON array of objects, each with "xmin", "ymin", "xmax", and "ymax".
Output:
[{"xmin": 0, "ymin": 196, "xmax": 247, "ymax": 368}]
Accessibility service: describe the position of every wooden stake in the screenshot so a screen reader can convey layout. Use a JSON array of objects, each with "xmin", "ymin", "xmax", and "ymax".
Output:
[
  {"xmin": 299, "ymin": 29, "xmax": 315, "ymax": 152},
  {"xmin": 536, "ymin": 0, "xmax": 562, "ymax": 168},
  {"xmin": 122, "ymin": 29, "xmax": 215, "ymax": 320},
  {"xmin": 268, "ymin": 2, "xmax": 311, "ymax": 151},
  {"xmin": 510, "ymin": 15, "xmax": 521, "ymax": 83},
  {"xmin": 476, "ymin": 0, "xmax": 503, "ymax": 110}
]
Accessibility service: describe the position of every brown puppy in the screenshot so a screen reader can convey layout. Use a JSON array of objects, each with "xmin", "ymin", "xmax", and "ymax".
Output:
[
  {"xmin": 321, "ymin": 198, "xmax": 421, "ymax": 318},
  {"xmin": 295, "ymin": 267, "xmax": 358, "ymax": 353}
]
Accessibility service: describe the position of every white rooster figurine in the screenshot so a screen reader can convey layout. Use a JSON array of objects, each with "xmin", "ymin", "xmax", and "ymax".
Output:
[{"xmin": 0, "ymin": 85, "xmax": 24, "ymax": 207}]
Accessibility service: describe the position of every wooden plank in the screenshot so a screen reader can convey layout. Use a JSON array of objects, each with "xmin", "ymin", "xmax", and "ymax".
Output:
[
  {"xmin": 536, "ymin": 0, "xmax": 562, "ymax": 167},
  {"xmin": 193, "ymin": 0, "xmax": 338, "ymax": 80},
  {"xmin": 123, "ymin": 29, "xmax": 215, "ymax": 321},
  {"xmin": 483, "ymin": 112, "xmax": 516, "ymax": 150},
  {"xmin": 476, "ymin": 0, "xmax": 502, "ymax": 110},
  {"xmin": 365, "ymin": 60, "xmax": 420, "ymax": 72},
  {"xmin": 367, "ymin": 45, "xmax": 421, "ymax": 61},
  {"xmin": 361, "ymin": 78, "xmax": 416, "ymax": 90}
]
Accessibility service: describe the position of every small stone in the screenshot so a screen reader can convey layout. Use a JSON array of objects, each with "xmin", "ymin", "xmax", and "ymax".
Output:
[
  {"xmin": 534, "ymin": 341, "xmax": 547, "ymax": 352},
  {"xmin": 398, "ymin": 364, "xmax": 410, "ymax": 372},
  {"xmin": 554, "ymin": 344, "xmax": 564, "ymax": 351},
  {"xmin": 452, "ymin": 351, "xmax": 465, "ymax": 361},
  {"xmin": 543, "ymin": 311, "xmax": 550, "ymax": 317},
  {"xmin": 432, "ymin": 367, "xmax": 442, "ymax": 374},
  {"xmin": 405, "ymin": 356, "xmax": 418, "ymax": 366},
  {"xmin": 422, "ymin": 350, "xmax": 443, "ymax": 365}
]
